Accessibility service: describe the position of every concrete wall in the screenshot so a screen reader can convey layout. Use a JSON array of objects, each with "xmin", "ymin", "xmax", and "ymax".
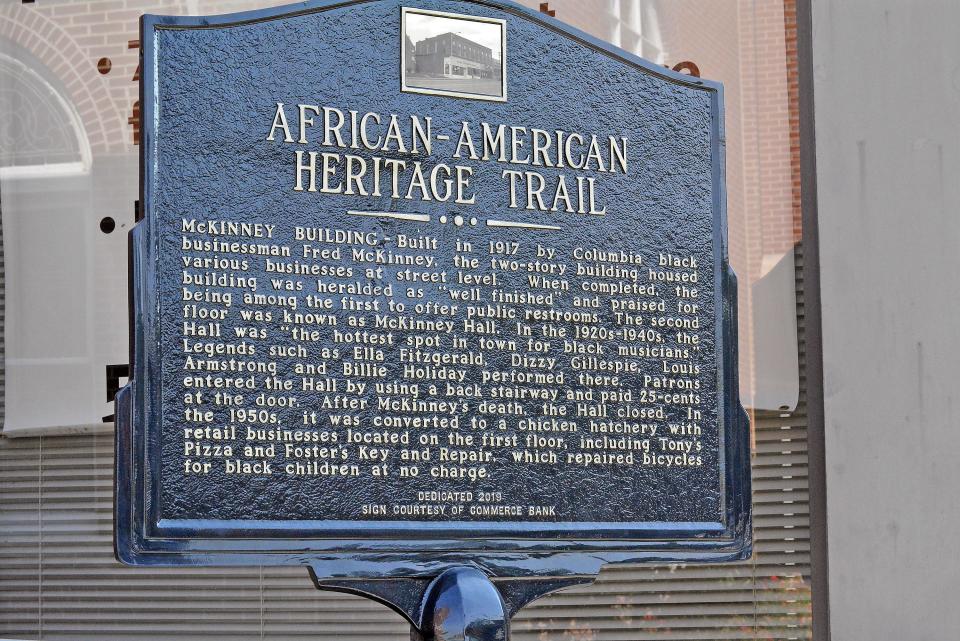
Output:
[{"xmin": 813, "ymin": 1, "xmax": 960, "ymax": 638}]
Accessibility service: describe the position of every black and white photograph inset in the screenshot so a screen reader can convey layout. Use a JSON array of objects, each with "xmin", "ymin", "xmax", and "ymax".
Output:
[{"xmin": 401, "ymin": 8, "xmax": 506, "ymax": 102}]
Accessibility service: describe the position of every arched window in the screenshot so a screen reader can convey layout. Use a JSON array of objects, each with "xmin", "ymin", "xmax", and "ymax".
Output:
[{"xmin": 0, "ymin": 49, "xmax": 91, "ymax": 180}]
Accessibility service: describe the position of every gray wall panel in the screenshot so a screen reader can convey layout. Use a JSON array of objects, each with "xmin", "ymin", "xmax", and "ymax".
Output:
[{"xmin": 812, "ymin": 0, "xmax": 960, "ymax": 638}]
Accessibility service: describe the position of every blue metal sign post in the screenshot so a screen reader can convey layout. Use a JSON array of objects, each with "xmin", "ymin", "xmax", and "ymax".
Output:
[{"xmin": 115, "ymin": 1, "xmax": 750, "ymax": 637}]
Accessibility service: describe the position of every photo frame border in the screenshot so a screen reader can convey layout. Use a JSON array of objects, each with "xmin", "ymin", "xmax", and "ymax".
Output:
[{"xmin": 400, "ymin": 6, "xmax": 508, "ymax": 102}]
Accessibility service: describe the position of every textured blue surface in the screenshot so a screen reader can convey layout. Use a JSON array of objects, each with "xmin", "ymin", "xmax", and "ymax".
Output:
[{"xmin": 115, "ymin": 0, "xmax": 750, "ymax": 576}]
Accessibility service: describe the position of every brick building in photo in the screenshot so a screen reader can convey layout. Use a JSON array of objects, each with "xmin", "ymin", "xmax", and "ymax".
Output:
[{"xmin": 413, "ymin": 32, "xmax": 500, "ymax": 79}]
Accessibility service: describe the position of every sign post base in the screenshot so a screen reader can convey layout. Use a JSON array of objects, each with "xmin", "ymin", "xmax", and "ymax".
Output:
[
  {"xmin": 415, "ymin": 567, "xmax": 507, "ymax": 641},
  {"xmin": 311, "ymin": 566, "xmax": 594, "ymax": 640}
]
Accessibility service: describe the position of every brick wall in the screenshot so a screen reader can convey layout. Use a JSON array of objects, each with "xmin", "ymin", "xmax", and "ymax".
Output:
[{"xmin": 1, "ymin": 0, "xmax": 293, "ymax": 151}]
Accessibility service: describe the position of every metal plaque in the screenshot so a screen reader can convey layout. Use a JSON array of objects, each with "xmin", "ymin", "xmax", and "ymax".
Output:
[{"xmin": 115, "ymin": 0, "xmax": 750, "ymax": 579}]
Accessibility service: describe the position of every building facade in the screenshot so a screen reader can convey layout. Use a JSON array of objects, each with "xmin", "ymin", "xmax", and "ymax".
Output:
[
  {"xmin": 413, "ymin": 32, "xmax": 499, "ymax": 78},
  {"xmin": 404, "ymin": 35, "xmax": 416, "ymax": 73}
]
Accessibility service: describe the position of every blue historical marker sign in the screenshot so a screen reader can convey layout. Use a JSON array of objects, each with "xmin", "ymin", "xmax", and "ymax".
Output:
[{"xmin": 115, "ymin": 0, "xmax": 750, "ymax": 581}]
